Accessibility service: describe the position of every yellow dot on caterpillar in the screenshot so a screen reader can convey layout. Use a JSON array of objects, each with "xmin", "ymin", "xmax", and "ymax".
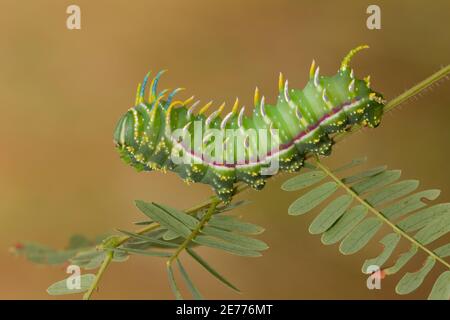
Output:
[{"xmin": 135, "ymin": 154, "xmax": 145, "ymax": 162}]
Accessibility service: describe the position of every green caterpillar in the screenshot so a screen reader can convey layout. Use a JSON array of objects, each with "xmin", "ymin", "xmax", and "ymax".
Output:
[{"xmin": 114, "ymin": 45, "xmax": 385, "ymax": 203}]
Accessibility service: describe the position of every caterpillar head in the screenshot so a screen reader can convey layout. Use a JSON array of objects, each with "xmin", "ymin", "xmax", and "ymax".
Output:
[
  {"xmin": 113, "ymin": 108, "xmax": 135, "ymax": 150},
  {"xmin": 113, "ymin": 107, "xmax": 145, "ymax": 170},
  {"xmin": 340, "ymin": 45, "xmax": 386, "ymax": 128},
  {"xmin": 364, "ymin": 91, "xmax": 385, "ymax": 128}
]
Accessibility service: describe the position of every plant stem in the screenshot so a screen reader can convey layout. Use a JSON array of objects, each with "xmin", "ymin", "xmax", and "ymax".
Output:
[
  {"xmin": 314, "ymin": 160, "xmax": 450, "ymax": 271},
  {"xmin": 83, "ymin": 251, "xmax": 114, "ymax": 300},
  {"xmin": 167, "ymin": 198, "xmax": 220, "ymax": 266},
  {"xmin": 384, "ymin": 65, "xmax": 450, "ymax": 113}
]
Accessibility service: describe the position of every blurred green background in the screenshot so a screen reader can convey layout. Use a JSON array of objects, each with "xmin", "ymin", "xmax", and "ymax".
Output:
[{"xmin": 1, "ymin": 0, "xmax": 449, "ymax": 299}]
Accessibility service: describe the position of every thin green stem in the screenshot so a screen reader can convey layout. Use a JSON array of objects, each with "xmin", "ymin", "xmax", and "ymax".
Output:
[
  {"xmin": 82, "ymin": 251, "xmax": 114, "ymax": 300},
  {"xmin": 314, "ymin": 160, "xmax": 450, "ymax": 271},
  {"xmin": 167, "ymin": 198, "xmax": 220, "ymax": 266},
  {"xmin": 384, "ymin": 65, "xmax": 450, "ymax": 113}
]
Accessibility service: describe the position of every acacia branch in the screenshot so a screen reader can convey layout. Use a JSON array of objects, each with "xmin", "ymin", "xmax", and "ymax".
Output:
[{"xmin": 314, "ymin": 160, "xmax": 450, "ymax": 271}]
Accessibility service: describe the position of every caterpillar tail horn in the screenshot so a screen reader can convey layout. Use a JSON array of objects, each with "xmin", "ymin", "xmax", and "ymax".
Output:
[{"xmin": 340, "ymin": 45, "xmax": 369, "ymax": 71}]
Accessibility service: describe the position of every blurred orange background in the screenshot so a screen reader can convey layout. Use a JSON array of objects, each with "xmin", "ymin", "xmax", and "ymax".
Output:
[{"xmin": 0, "ymin": 0, "xmax": 449, "ymax": 299}]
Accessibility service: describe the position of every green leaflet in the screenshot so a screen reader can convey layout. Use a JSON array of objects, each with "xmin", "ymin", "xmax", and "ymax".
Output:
[
  {"xmin": 384, "ymin": 245, "xmax": 418, "ymax": 275},
  {"xmin": 396, "ymin": 256, "xmax": 436, "ymax": 295},
  {"xmin": 154, "ymin": 203, "xmax": 199, "ymax": 230},
  {"xmin": 186, "ymin": 248, "xmax": 240, "ymax": 292},
  {"xmin": 428, "ymin": 271, "xmax": 450, "ymax": 300},
  {"xmin": 361, "ymin": 233, "xmax": 401, "ymax": 273},
  {"xmin": 163, "ymin": 229, "xmax": 181, "ymax": 241},
  {"xmin": 309, "ymin": 195, "xmax": 353, "ymax": 235},
  {"xmin": 413, "ymin": 214, "xmax": 450, "ymax": 245},
  {"xmin": 17, "ymin": 243, "xmax": 75, "ymax": 265},
  {"xmin": 114, "ymin": 247, "xmax": 172, "ymax": 257},
  {"xmin": 342, "ymin": 165, "xmax": 387, "ymax": 184},
  {"xmin": 37, "ymin": 250, "xmax": 75, "ymax": 265},
  {"xmin": 70, "ymin": 249, "xmax": 103, "ymax": 263},
  {"xmin": 208, "ymin": 215, "xmax": 265, "ymax": 235},
  {"xmin": 351, "ymin": 170, "xmax": 401, "ymax": 194},
  {"xmin": 135, "ymin": 200, "xmax": 192, "ymax": 238},
  {"xmin": 112, "ymin": 252, "xmax": 129, "ymax": 262},
  {"xmin": 71, "ymin": 250, "xmax": 105, "ymax": 270},
  {"xmin": 382, "ymin": 189, "xmax": 441, "ymax": 220},
  {"xmin": 332, "ymin": 156, "xmax": 367, "ymax": 173},
  {"xmin": 321, "ymin": 205, "xmax": 368, "ymax": 245},
  {"xmin": 133, "ymin": 220, "xmax": 153, "ymax": 225},
  {"xmin": 281, "ymin": 171, "xmax": 326, "ymax": 191},
  {"xmin": 112, "ymin": 250, "xmax": 130, "ymax": 262},
  {"xmin": 434, "ymin": 243, "xmax": 450, "ymax": 258},
  {"xmin": 70, "ymin": 247, "xmax": 129, "ymax": 267},
  {"xmin": 177, "ymin": 259, "xmax": 203, "ymax": 300},
  {"xmin": 167, "ymin": 264, "xmax": 183, "ymax": 300},
  {"xmin": 193, "ymin": 235, "xmax": 261, "ymax": 257},
  {"xmin": 288, "ymin": 182, "xmax": 338, "ymax": 216},
  {"xmin": 397, "ymin": 203, "xmax": 450, "ymax": 232},
  {"xmin": 117, "ymin": 229, "xmax": 178, "ymax": 248},
  {"xmin": 47, "ymin": 274, "xmax": 96, "ymax": 295},
  {"xmin": 67, "ymin": 235, "xmax": 93, "ymax": 249},
  {"xmin": 201, "ymin": 226, "xmax": 268, "ymax": 251},
  {"xmin": 339, "ymin": 218, "xmax": 382, "ymax": 255},
  {"xmin": 123, "ymin": 229, "xmax": 172, "ymax": 250},
  {"xmin": 365, "ymin": 180, "xmax": 419, "ymax": 206},
  {"xmin": 16, "ymin": 234, "xmax": 110, "ymax": 267}
]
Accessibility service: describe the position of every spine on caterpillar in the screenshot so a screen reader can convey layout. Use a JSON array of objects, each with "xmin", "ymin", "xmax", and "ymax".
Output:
[{"xmin": 114, "ymin": 45, "xmax": 386, "ymax": 203}]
